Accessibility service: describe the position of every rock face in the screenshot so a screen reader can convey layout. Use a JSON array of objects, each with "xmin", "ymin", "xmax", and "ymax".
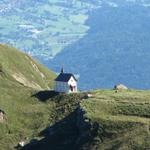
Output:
[
  {"xmin": 114, "ymin": 84, "xmax": 128, "ymax": 91},
  {"xmin": 0, "ymin": 110, "xmax": 5, "ymax": 122}
]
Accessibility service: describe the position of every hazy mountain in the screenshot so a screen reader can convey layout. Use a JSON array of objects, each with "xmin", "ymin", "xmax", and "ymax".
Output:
[
  {"xmin": 1, "ymin": 0, "xmax": 150, "ymax": 90},
  {"xmin": 48, "ymin": 0, "xmax": 150, "ymax": 90}
]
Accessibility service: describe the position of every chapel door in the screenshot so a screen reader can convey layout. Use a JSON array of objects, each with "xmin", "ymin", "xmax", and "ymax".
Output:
[{"xmin": 70, "ymin": 85, "xmax": 73, "ymax": 92}]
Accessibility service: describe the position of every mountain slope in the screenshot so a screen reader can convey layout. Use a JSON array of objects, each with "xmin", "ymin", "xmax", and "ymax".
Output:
[
  {"xmin": 0, "ymin": 44, "xmax": 56, "ymax": 89},
  {"xmin": 0, "ymin": 44, "xmax": 56, "ymax": 149},
  {"xmin": 0, "ymin": 0, "xmax": 98, "ymax": 58},
  {"xmin": 49, "ymin": 2, "xmax": 150, "ymax": 90},
  {"xmin": 1, "ymin": 0, "xmax": 150, "ymax": 90}
]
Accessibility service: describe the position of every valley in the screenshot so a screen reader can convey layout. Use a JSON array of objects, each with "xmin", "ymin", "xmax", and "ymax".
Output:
[{"xmin": 1, "ymin": 0, "xmax": 150, "ymax": 90}]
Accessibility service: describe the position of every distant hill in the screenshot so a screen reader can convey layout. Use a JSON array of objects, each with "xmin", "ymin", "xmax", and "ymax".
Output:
[
  {"xmin": 49, "ymin": 2, "xmax": 150, "ymax": 90},
  {"xmin": 0, "ymin": 0, "xmax": 96, "ymax": 58},
  {"xmin": 1, "ymin": 0, "xmax": 150, "ymax": 90}
]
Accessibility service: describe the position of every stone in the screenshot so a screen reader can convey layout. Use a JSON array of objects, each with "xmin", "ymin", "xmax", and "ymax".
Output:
[
  {"xmin": 83, "ymin": 93, "xmax": 93, "ymax": 99},
  {"xmin": 114, "ymin": 84, "xmax": 128, "ymax": 91},
  {"xmin": 87, "ymin": 94, "xmax": 93, "ymax": 98},
  {"xmin": 0, "ymin": 109, "xmax": 5, "ymax": 122},
  {"xmin": 18, "ymin": 141, "xmax": 25, "ymax": 147}
]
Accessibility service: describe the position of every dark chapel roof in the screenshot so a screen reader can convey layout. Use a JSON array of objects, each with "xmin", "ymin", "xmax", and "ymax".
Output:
[{"xmin": 55, "ymin": 73, "xmax": 77, "ymax": 82}]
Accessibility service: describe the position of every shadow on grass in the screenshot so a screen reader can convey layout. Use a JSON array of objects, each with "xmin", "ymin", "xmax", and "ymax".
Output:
[
  {"xmin": 22, "ymin": 107, "xmax": 100, "ymax": 150},
  {"xmin": 22, "ymin": 110, "xmax": 80, "ymax": 150},
  {"xmin": 21, "ymin": 92, "xmax": 100, "ymax": 150},
  {"xmin": 32, "ymin": 90, "xmax": 59, "ymax": 102}
]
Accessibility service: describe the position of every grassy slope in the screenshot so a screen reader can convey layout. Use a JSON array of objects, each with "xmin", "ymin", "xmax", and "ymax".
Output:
[
  {"xmin": 0, "ymin": 44, "xmax": 56, "ymax": 89},
  {"xmin": 0, "ymin": 84, "xmax": 56, "ymax": 150},
  {"xmin": 0, "ymin": 44, "xmax": 56, "ymax": 149},
  {"xmin": 24, "ymin": 90, "xmax": 150, "ymax": 150},
  {"xmin": 81, "ymin": 90, "xmax": 150, "ymax": 149}
]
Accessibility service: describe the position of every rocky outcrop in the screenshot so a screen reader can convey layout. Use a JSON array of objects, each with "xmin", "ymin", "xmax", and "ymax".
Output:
[
  {"xmin": 0, "ymin": 109, "xmax": 6, "ymax": 122},
  {"xmin": 12, "ymin": 73, "xmax": 42, "ymax": 90},
  {"xmin": 75, "ymin": 106, "xmax": 104, "ymax": 149},
  {"xmin": 114, "ymin": 84, "xmax": 128, "ymax": 91}
]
